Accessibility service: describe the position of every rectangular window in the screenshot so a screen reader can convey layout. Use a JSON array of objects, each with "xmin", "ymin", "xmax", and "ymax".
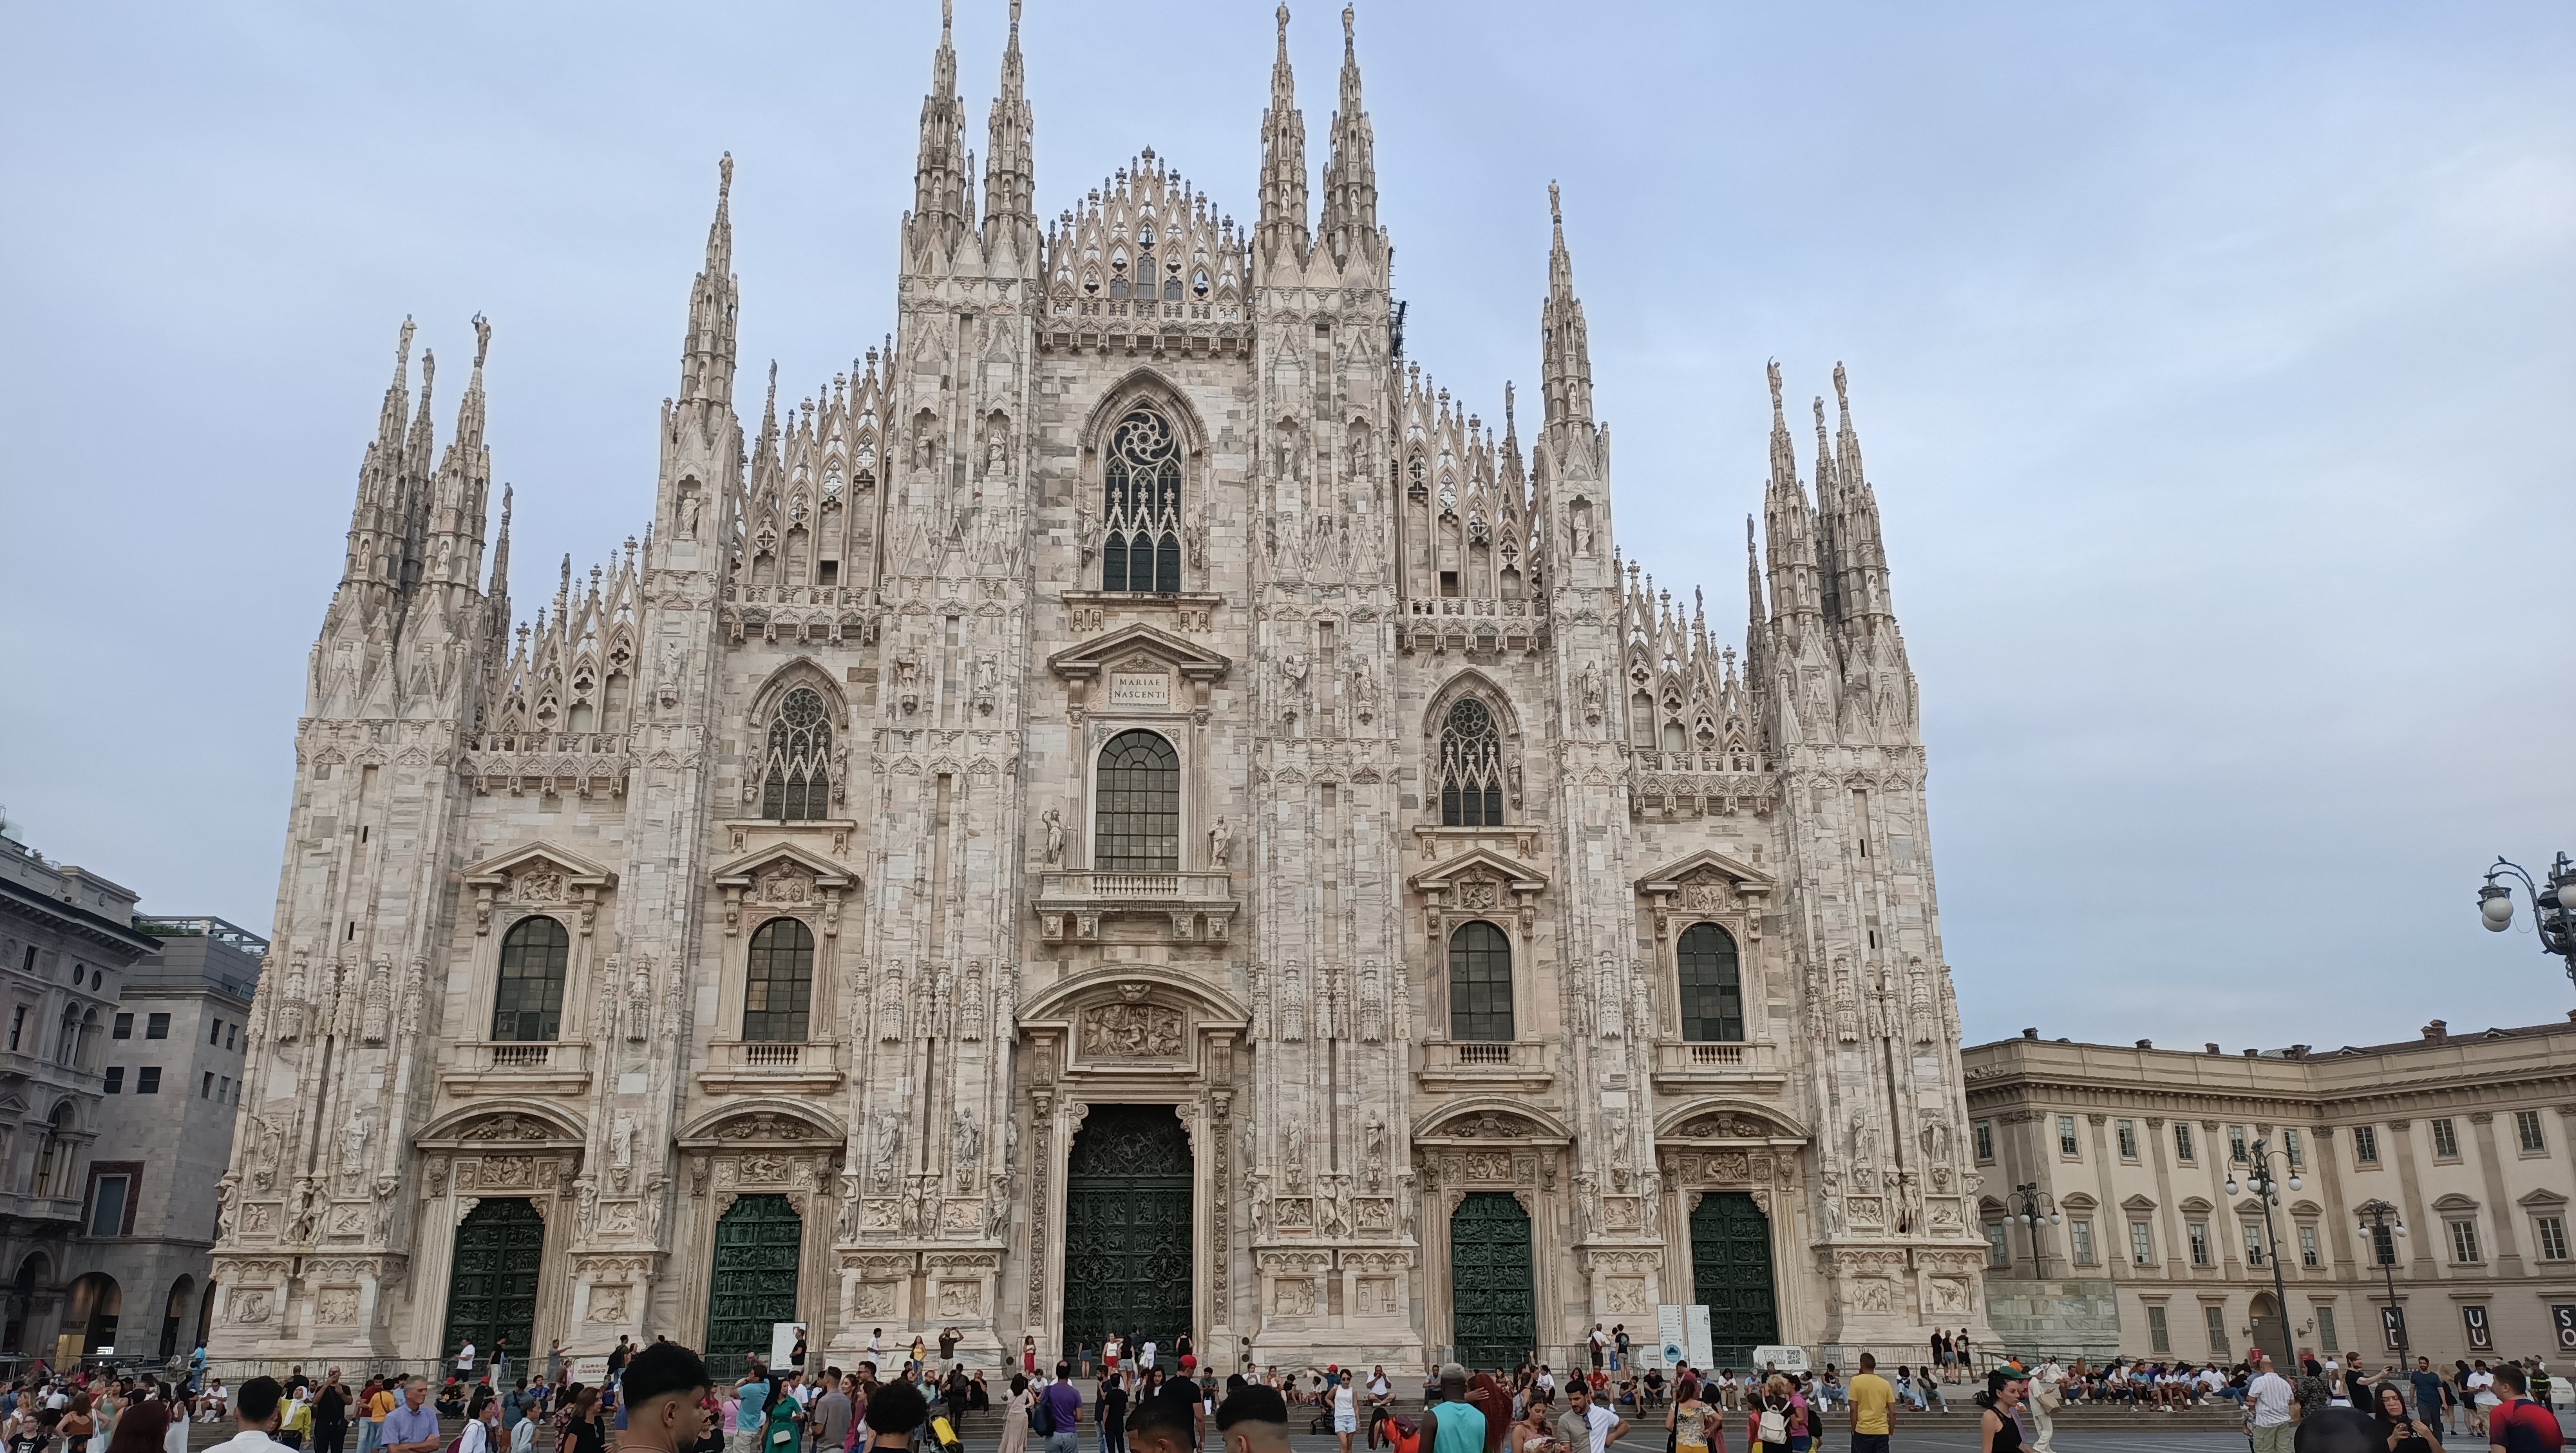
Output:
[
  {"xmin": 2244, "ymin": 1222, "xmax": 2267, "ymax": 1265},
  {"xmin": 7, "ymin": 1006, "xmax": 23, "ymax": 1051},
  {"xmin": 2070, "ymin": 1219, "xmax": 2096, "ymax": 1264},
  {"xmin": 103, "ymin": 1067, "xmax": 122, "ymax": 1094},
  {"xmin": 1973, "ymin": 1120, "xmax": 1994, "ymax": 1163},
  {"xmin": 2132, "ymin": 1220, "xmax": 2155, "ymax": 1265},
  {"xmin": 2148, "ymin": 1305, "xmax": 2171, "ymax": 1354},
  {"xmin": 2353, "ymin": 1125, "xmax": 2380, "ymax": 1164},
  {"xmin": 2538, "ymin": 1216, "xmax": 2570, "ymax": 1262},
  {"xmin": 144, "ymin": 1012, "xmax": 169, "ymax": 1040},
  {"xmin": 209, "ymin": 1018, "xmax": 223, "ymax": 1045},
  {"xmin": 2229, "ymin": 1126, "xmax": 2249, "ymax": 1163},
  {"xmin": 2205, "ymin": 1305, "xmax": 2231, "ymax": 1354},
  {"xmin": 2059, "ymin": 1115, "xmax": 2081, "ymax": 1158},
  {"xmin": 2284, "ymin": 1128, "xmax": 2304, "ymax": 1167},
  {"xmin": 2300, "ymin": 1224, "xmax": 2322, "ymax": 1267},
  {"xmin": 136, "ymin": 1066, "xmax": 160, "ymax": 1094},
  {"xmin": 226, "ymin": 1023, "xmax": 238, "ymax": 1050},
  {"xmin": 2372, "ymin": 1222, "xmax": 2397, "ymax": 1265},
  {"xmin": 218, "ymin": 1076, "xmax": 230, "ymax": 1101},
  {"xmin": 2175, "ymin": 1123, "xmax": 2196, "ymax": 1163},
  {"xmin": 2451, "ymin": 1219, "xmax": 2483, "ymax": 1264},
  {"xmin": 2318, "ymin": 1306, "xmax": 2340, "ymax": 1355},
  {"xmin": 111, "ymin": 1013, "xmax": 133, "ymax": 1040},
  {"xmin": 87, "ymin": 1175, "xmax": 128, "ymax": 1238},
  {"xmin": 200, "ymin": 1072, "xmax": 213, "ymax": 1099},
  {"xmin": 2519, "ymin": 1110, "xmax": 2548, "ymax": 1154},
  {"xmin": 1984, "ymin": 1221, "xmax": 2010, "ymax": 1268},
  {"xmin": 2116, "ymin": 1120, "xmax": 2139, "ymax": 1159},
  {"xmin": 2188, "ymin": 1221, "xmax": 2213, "ymax": 1266},
  {"xmin": 2431, "ymin": 1118, "xmax": 2460, "ymax": 1159}
]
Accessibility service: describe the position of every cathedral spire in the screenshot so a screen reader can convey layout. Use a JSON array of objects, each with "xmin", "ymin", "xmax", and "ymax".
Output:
[
  {"xmin": 1318, "ymin": 4, "xmax": 1378, "ymax": 270},
  {"xmin": 1831, "ymin": 362, "xmax": 1897, "ymax": 627},
  {"xmin": 1539, "ymin": 182, "xmax": 1593, "ymax": 428},
  {"xmin": 1761, "ymin": 361, "xmax": 1821, "ymax": 624},
  {"xmin": 488, "ymin": 484, "xmax": 513, "ymax": 602},
  {"xmin": 681, "ymin": 154, "xmax": 739, "ymax": 409},
  {"xmin": 911, "ymin": 0, "xmax": 972, "ymax": 263},
  {"xmin": 1255, "ymin": 3, "xmax": 1311, "ymax": 264},
  {"xmin": 344, "ymin": 318, "xmax": 415, "ymax": 587},
  {"xmin": 981, "ymin": 0, "xmax": 1038, "ymax": 265}
]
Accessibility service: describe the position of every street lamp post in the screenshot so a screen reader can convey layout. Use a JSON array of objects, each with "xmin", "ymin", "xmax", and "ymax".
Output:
[
  {"xmin": 2228, "ymin": 1139, "xmax": 2303, "ymax": 1365},
  {"xmin": 2356, "ymin": 1198, "xmax": 2410, "ymax": 1365},
  {"xmin": 2011, "ymin": 1181, "xmax": 2061, "ymax": 1273},
  {"xmin": 2477, "ymin": 853, "xmax": 2576, "ymax": 988}
]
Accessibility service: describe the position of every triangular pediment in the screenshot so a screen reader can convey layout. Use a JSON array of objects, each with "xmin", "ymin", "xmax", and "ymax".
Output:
[
  {"xmin": 1048, "ymin": 622, "xmax": 1231, "ymax": 681},
  {"xmin": 711, "ymin": 841, "xmax": 855, "ymax": 888},
  {"xmin": 461, "ymin": 842, "xmax": 616, "ymax": 890},
  {"xmin": 1636, "ymin": 848, "xmax": 1775, "ymax": 895},
  {"xmin": 1408, "ymin": 846, "xmax": 1548, "ymax": 895}
]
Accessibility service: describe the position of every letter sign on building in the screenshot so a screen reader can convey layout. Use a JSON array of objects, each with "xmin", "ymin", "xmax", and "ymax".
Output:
[{"xmin": 1109, "ymin": 671, "xmax": 1172, "ymax": 709}]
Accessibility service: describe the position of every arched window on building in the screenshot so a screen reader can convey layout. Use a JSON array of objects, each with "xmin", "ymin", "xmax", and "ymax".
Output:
[
  {"xmin": 491, "ymin": 915, "xmax": 571, "ymax": 1041},
  {"xmin": 1101, "ymin": 408, "xmax": 1182, "ymax": 593},
  {"xmin": 1436, "ymin": 699, "xmax": 1505, "ymax": 828},
  {"xmin": 1447, "ymin": 921, "xmax": 1514, "ymax": 1042},
  {"xmin": 759, "ymin": 687, "xmax": 833, "ymax": 821},
  {"xmin": 1094, "ymin": 731, "xmax": 1180, "ymax": 871},
  {"xmin": 1676, "ymin": 923, "xmax": 1745, "ymax": 1043},
  {"xmin": 742, "ymin": 917, "xmax": 815, "ymax": 1043}
]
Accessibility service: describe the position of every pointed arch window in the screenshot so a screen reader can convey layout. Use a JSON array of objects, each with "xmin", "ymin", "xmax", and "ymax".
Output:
[
  {"xmin": 1437, "ymin": 699, "xmax": 1505, "ymax": 827},
  {"xmin": 1102, "ymin": 408, "xmax": 1182, "ymax": 593},
  {"xmin": 743, "ymin": 917, "xmax": 815, "ymax": 1043},
  {"xmin": 1676, "ymin": 923, "xmax": 1745, "ymax": 1043},
  {"xmin": 491, "ymin": 915, "xmax": 571, "ymax": 1042},
  {"xmin": 1448, "ymin": 921, "xmax": 1514, "ymax": 1042},
  {"xmin": 760, "ymin": 687, "xmax": 833, "ymax": 821},
  {"xmin": 1094, "ymin": 730, "xmax": 1180, "ymax": 871}
]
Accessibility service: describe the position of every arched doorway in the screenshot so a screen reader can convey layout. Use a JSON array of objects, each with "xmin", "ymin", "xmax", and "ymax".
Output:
[
  {"xmin": 2250, "ymin": 1293, "xmax": 2289, "ymax": 1368},
  {"xmin": 62, "ymin": 1272, "xmax": 118, "ymax": 1360},
  {"xmin": 159, "ymin": 1275, "xmax": 195, "ymax": 1358},
  {"xmin": 1, "ymin": 1255, "xmax": 42, "ymax": 1354},
  {"xmin": 1061, "ymin": 1105, "xmax": 1193, "ymax": 1359},
  {"xmin": 1690, "ymin": 1193, "xmax": 1779, "ymax": 1368},
  {"xmin": 1449, "ymin": 1192, "xmax": 1536, "ymax": 1371},
  {"xmin": 444, "ymin": 1199, "xmax": 544, "ymax": 1370},
  {"xmin": 706, "ymin": 1194, "xmax": 802, "ymax": 1371}
]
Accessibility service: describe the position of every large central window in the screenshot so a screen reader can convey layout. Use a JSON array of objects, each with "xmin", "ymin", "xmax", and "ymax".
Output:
[
  {"xmin": 760, "ymin": 688, "xmax": 833, "ymax": 821},
  {"xmin": 1676, "ymin": 923, "xmax": 1745, "ymax": 1042},
  {"xmin": 491, "ymin": 915, "xmax": 571, "ymax": 1042},
  {"xmin": 1094, "ymin": 730, "xmax": 1180, "ymax": 871},
  {"xmin": 1447, "ymin": 921, "xmax": 1515, "ymax": 1042},
  {"xmin": 1437, "ymin": 699, "xmax": 1504, "ymax": 826},
  {"xmin": 743, "ymin": 917, "xmax": 815, "ymax": 1043},
  {"xmin": 1102, "ymin": 408, "xmax": 1182, "ymax": 593}
]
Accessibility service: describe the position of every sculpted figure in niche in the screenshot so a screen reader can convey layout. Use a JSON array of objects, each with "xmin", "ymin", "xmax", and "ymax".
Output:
[
  {"xmin": 1208, "ymin": 816, "xmax": 1234, "ymax": 868},
  {"xmin": 677, "ymin": 489, "xmax": 702, "ymax": 541},
  {"xmin": 337, "ymin": 1106, "xmax": 370, "ymax": 1177},
  {"xmin": 1041, "ymin": 808, "xmax": 1065, "ymax": 866}
]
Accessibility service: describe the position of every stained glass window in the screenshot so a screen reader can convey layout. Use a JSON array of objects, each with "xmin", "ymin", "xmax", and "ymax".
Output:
[
  {"xmin": 760, "ymin": 688, "xmax": 833, "ymax": 821},
  {"xmin": 1437, "ymin": 699, "xmax": 1504, "ymax": 827},
  {"xmin": 1102, "ymin": 408, "xmax": 1182, "ymax": 593},
  {"xmin": 491, "ymin": 916, "xmax": 569, "ymax": 1042},
  {"xmin": 1676, "ymin": 923, "xmax": 1744, "ymax": 1042},
  {"xmin": 743, "ymin": 917, "xmax": 814, "ymax": 1043},
  {"xmin": 1095, "ymin": 730, "xmax": 1180, "ymax": 871},
  {"xmin": 1448, "ymin": 921, "xmax": 1514, "ymax": 1042}
]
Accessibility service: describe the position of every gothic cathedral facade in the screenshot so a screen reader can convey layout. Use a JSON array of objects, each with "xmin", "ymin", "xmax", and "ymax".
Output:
[{"xmin": 209, "ymin": 6, "xmax": 1989, "ymax": 1373}]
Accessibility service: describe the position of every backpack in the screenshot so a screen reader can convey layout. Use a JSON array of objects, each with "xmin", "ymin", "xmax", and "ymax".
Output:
[
  {"xmin": 1756, "ymin": 1408, "xmax": 1787, "ymax": 1445},
  {"xmin": 1028, "ymin": 1392, "xmax": 1057, "ymax": 1437}
]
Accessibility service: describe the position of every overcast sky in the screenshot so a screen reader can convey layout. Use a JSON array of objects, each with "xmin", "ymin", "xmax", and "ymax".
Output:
[{"xmin": 3, "ymin": 2, "xmax": 2569, "ymax": 1052}]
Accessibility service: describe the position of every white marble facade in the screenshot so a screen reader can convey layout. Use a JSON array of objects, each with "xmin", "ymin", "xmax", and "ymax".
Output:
[{"xmin": 208, "ymin": 4, "xmax": 1989, "ymax": 1374}]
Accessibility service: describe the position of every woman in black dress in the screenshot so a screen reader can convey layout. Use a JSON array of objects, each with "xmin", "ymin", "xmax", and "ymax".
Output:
[{"xmin": 1976, "ymin": 1364, "xmax": 2030, "ymax": 1453}]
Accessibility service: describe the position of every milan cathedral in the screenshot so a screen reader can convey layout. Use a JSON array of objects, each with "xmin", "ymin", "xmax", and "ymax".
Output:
[{"xmin": 209, "ymin": 2, "xmax": 1990, "ymax": 1373}]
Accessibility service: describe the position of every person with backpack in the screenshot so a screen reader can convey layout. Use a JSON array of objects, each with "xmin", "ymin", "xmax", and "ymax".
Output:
[{"xmin": 1036, "ymin": 1364, "xmax": 1082, "ymax": 1453}]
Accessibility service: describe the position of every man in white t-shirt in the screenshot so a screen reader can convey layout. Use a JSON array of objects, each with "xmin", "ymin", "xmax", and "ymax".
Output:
[
  {"xmin": 1141, "ymin": 1339, "xmax": 1157, "ymax": 1371},
  {"xmin": 1536, "ymin": 1368, "xmax": 1557, "ymax": 1399},
  {"xmin": 2468, "ymin": 1362, "xmax": 2498, "ymax": 1438},
  {"xmin": 2244, "ymin": 1357, "xmax": 2293, "ymax": 1453},
  {"xmin": 456, "ymin": 1342, "xmax": 477, "ymax": 1376},
  {"xmin": 1556, "ymin": 1382, "xmax": 1625, "ymax": 1453}
]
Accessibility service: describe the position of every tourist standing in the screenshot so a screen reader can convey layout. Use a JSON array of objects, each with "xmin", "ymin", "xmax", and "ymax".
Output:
[
  {"xmin": 1846, "ymin": 1356, "xmax": 1892, "ymax": 1453},
  {"xmin": 1971, "ymin": 1365, "xmax": 2027, "ymax": 1453},
  {"xmin": 2242, "ymin": 1358, "xmax": 2292, "ymax": 1453}
]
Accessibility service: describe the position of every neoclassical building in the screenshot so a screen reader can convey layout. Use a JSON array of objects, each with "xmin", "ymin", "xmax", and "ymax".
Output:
[{"xmin": 208, "ymin": 5, "xmax": 1986, "ymax": 1374}]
